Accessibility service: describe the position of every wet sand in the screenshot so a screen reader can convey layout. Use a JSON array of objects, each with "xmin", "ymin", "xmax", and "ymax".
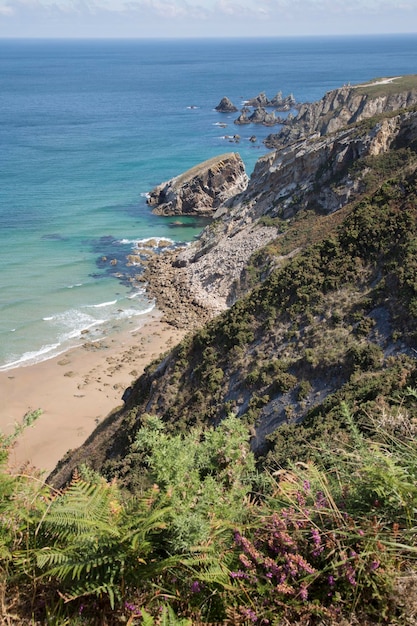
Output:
[{"xmin": 0, "ymin": 310, "xmax": 185, "ymax": 476}]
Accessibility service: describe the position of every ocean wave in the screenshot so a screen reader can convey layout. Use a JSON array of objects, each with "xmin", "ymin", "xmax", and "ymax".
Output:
[
  {"xmin": 87, "ymin": 299, "xmax": 118, "ymax": 308},
  {"xmin": 0, "ymin": 342, "xmax": 63, "ymax": 372},
  {"xmin": 1, "ymin": 293, "xmax": 155, "ymax": 371},
  {"xmin": 127, "ymin": 289, "xmax": 146, "ymax": 299},
  {"xmin": 117, "ymin": 302, "xmax": 155, "ymax": 320},
  {"xmin": 118, "ymin": 236, "xmax": 175, "ymax": 249}
]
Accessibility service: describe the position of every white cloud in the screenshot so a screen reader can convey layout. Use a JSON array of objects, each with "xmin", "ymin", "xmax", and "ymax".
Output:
[
  {"xmin": 3, "ymin": 0, "xmax": 415, "ymax": 16},
  {"xmin": 1, "ymin": 0, "xmax": 417, "ymax": 36},
  {"xmin": 0, "ymin": 4, "xmax": 14, "ymax": 14}
]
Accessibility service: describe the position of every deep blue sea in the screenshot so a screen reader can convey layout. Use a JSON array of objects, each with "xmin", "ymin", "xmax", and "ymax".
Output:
[{"xmin": 1, "ymin": 34, "xmax": 417, "ymax": 370}]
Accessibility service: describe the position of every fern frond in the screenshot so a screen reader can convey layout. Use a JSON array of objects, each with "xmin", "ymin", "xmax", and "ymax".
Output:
[{"xmin": 40, "ymin": 479, "xmax": 120, "ymax": 541}]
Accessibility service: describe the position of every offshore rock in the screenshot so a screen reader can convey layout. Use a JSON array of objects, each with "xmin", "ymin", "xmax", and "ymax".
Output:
[
  {"xmin": 215, "ymin": 96, "xmax": 238, "ymax": 113},
  {"xmin": 147, "ymin": 153, "xmax": 248, "ymax": 217},
  {"xmin": 245, "ymin": 91, "xmax": 297, "ymax": 110}
]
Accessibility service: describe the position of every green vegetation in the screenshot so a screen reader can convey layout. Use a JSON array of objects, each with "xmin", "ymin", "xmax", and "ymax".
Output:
[
  {"xmin": 3, "ymin": 403, "xmax": 417, "ymax": 624},
  {"xmin": 6, "ymin": 106, "xmax": 417, "ymax": 623},
  {"xmin": 354, "ymin": 74, "xmax": 417, "ymax": 97}
]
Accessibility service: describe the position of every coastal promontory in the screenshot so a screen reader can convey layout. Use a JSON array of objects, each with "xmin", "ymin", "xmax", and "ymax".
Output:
[{"xmin": 146, "ymin": 152, "xmax": 248, "ymax": 217}]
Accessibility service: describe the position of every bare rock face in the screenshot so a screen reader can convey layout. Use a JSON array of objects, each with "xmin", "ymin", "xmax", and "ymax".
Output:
[
  {"xmin": 146, "ymin": 153, "xmax": 248, "ymax": 217},
  {"xmin": 265, "ymin": 76, "xmax": 417, "ymax": 149}
]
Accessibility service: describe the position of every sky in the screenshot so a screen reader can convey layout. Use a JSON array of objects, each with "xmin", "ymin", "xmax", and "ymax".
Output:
[{"xmin": 0, "ymin": 0, "xmax": 416, "ymax": 39}]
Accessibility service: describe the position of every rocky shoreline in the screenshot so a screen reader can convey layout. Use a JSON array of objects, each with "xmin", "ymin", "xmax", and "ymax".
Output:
[
  {"xmin": 142, "ymin": 249, "xmax": 217, "ymax": 331},
  {"xmin": 141, "ymin": 76, "xmax": 417, "ymax": 332},
  {"xmin": 141, "ymin": 220, "xmax": 279, "ymax": 331}
]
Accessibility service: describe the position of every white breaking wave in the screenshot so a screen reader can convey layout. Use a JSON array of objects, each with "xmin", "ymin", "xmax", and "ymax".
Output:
[{"xmin": 87, "ymin": 299, "xmax": 118, "ymax": 308}]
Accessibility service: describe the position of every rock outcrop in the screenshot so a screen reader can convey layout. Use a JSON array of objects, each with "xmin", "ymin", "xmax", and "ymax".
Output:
[
  {"xmin": 265, "ymin": 75, "xmax": 417, "ymax": 149},
  {"xmin": 49, "ymin": 75, "xmax": 417, "ymax": 493},
  {"xmin": 143, "ymin": 77, "xmax": 417, "ymax": 320},
  {"xmin": 215, "ymin": 97, "xmax": 238, "ymax": 113},
  {"xmin": 245, "ymin": 91, "xmax": 296, "ymax": 111},
  {"xmin": 146, "ymin": 153, "xmax": 248, "ymax": 217},
  {"xmin": 144, "ymin": 101, "xmax": 417, "ymax": 320}
]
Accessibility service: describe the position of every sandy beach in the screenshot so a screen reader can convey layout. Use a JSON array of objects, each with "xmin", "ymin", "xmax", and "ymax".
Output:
[{"xmin": 0, "ymin": 310, "xmax": 185, "ymax": 476}]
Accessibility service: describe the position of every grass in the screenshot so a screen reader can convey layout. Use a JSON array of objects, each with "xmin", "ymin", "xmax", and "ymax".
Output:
[{"xmin": 354, "ymin": 74, "xmax": 417, "ymax": 97}]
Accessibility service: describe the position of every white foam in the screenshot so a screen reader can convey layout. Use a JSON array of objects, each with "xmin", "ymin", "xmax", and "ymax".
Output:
[
  {"xmin": 88, "ymin": 299, "xmax": 118, "ymax": 308},
  {"xmin": 0, "ymin": 342, "xmax": 63, "ymax": 371},
  {"xmin": 117, "ymin": 236, "xmax": 175, "ymax": 249},
  {"xmin": 127, "ymin": 289, "xmax": 146, "ymax": 299},
  {"xmin": 0, "ymin": 295, "xmax": 155, "ymax": 372}
]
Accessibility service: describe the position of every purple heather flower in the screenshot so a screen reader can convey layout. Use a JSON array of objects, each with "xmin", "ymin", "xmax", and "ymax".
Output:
[
  {"xmin": 241, "ymin": 607, "xmax": 258, "ymax": 622},
  {"xmin": 303, "ymin": 479, "xmax": 311, "ymax": 492},
  {"xmin": 328, "ymin": 575, "xmax": 335, "ymax": 587},
  {"xmin": 370, "ymin": 560, "xmax": 380, "ymax": 571},
  {"xmin": 234, "ymin": 531, "xmax": 243, "ymax": 544},
  {"xmin": 230, "ymin": 570, "xmax": 249, "ymax": 579},
  {"xmin": 311, "ymin": 528, "xmax": 323, "ymax": 556},
  {"xmin": 296, "ymin": 491, "xmax": 306, "ymax": 506},
  {"xmin": 190, "ymin": 580, "xmax": 201, "ymax": 593},
  {"xmin": 299, "ymin": 583, "xmax": 308, "ymax": 601},
  {"xmin": 345, "ymin": 564, "xmax": 356, "ymax": 586},
  {"xmin": 314, "ymin": 490, "xmax": 330, "ymax": 509}
]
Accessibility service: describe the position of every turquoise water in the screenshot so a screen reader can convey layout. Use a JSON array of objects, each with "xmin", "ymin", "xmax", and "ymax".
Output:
[{"xmin": 1, "ymin": 35, "xmax": 417, "ymax": 370}]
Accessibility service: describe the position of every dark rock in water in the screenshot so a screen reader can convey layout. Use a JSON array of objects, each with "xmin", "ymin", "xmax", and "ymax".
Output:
[
  {"xmin": 270, "ymin": 92, "xmax": 297, "ymax": 110},
  {"xmin": 234, "ymin": 111, "xmax": 251, "ymax": 125},
  {"xmin": 147, "ymin": 153, "xmax": 248, "ymax": 217},
  {"xmin": 242, "ymin": 91, "xmax": 297, "ymax": 113},
  {"xmin": 245, "ymin": 92, "xmax": 270, "ymax": 107},
  {"xmin": 215, "ymin": 97, "xmax": 238, "ymax": 113}
]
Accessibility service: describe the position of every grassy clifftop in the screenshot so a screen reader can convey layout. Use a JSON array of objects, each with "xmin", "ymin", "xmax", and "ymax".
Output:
[{"xmin": 354, "ymin": 74, "xmax": 417, "ymax": 97}]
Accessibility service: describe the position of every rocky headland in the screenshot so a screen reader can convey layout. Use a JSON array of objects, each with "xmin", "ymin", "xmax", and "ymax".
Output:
[
  {"xmin": 146, "ymin": 152, "xmax": 248, "ymax": 217},
  {"xmin": 50, "ymin": 73, "xmax": 417, "ymax": 488},
  {"xmin": 265, "ymin": 74, "xmax": 417, "ymax": 148},
  {"xmin": 142, "ymin": 75, "xmax": 417, "ymax": 331}
]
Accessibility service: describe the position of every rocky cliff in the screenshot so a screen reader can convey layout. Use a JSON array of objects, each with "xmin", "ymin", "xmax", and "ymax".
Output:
[
  {"xmin": 143, "ymin": 106, "xmax": 417, "ymax": 323},
  {"xmin": 49, "ymin": 75, "xmax": 417, "ymax": 489},
  {"xmin": 265, "ymin": 75, "xmax": 417, "ymax": 149},
  {"xmin": 146, "ymin": 152, "xmax": 248, "ymax": 217}
]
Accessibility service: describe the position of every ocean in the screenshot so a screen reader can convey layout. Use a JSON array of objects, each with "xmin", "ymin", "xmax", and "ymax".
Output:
[{"xmin": 1, "ymin": 34, "xmax": 417, "ymax": 371}]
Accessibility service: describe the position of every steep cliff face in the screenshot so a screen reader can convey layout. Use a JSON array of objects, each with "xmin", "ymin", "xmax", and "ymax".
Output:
[
  {"xmin": 147, "ymin": 152, "xmax": 248, "ymax": 216},
  {"xmin": 49, "ymin": 77, "xmax": 417, "ymax": 489},
  {"xmin": 265, "ymin": 76, "xmax": 417, "ymax": 149},
  {"xmin": 148, "ymin": 109, "xmax": 417, "ymax": 318}
]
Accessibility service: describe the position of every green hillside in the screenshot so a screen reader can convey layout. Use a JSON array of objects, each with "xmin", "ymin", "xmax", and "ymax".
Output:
[{"xmin": 3, "ymin": 93, "xmax": 417, "ymax": 624}]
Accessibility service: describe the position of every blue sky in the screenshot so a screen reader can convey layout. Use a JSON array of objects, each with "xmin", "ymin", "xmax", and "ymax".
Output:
[{"xmin": 0, "ymin": 0, "xmax": 416, "ymax": 38}]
